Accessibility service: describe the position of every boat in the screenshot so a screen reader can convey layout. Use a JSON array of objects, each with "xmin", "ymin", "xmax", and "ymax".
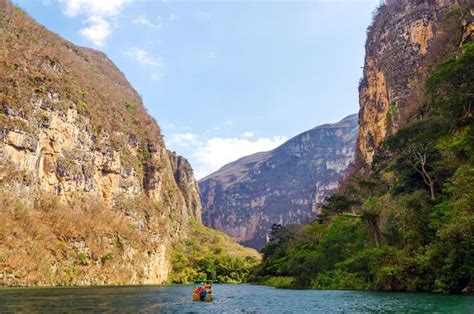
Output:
[{"xmin": 193, "ymin": 280, "xmax": 213, "ymax": 302}]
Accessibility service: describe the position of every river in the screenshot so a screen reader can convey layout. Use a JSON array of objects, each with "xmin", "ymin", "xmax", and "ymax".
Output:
[{"xmin": 0, "ymin": 284, "xmax": 472, "ymax": 313}]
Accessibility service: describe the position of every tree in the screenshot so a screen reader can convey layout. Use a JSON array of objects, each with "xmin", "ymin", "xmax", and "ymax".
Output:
[
  {"xmin": 321, "ymin": 194, "xmax": 359, "ymax": 218},
  {"xmin": 378, "ymin": 119, "xmax": 442, "ymax": 200}
]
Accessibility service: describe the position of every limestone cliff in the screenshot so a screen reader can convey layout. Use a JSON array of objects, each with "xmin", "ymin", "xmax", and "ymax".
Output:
[
  {"xmin": 169, "ymin": 152, "xmax": 202, "ymax": 223},
  {"xmin": 357, "ymin": 0, "xmax": 472, "ymax": 166},
  {"xmin": 0, "ymin": 0, "xmax": 201, "ymax": 286},
  {"xmin": 200, "ymin": 115, "xmax": 358, "ymax": 249}
]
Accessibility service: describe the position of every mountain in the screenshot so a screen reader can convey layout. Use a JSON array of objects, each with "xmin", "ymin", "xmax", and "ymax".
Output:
[
  {"xmin": 0, "ymin": 0, "xmax": 257, "ymax": 286},
  {"xmin": 200, "ymin": 114, "xmax": 358, "ymax": 249}
]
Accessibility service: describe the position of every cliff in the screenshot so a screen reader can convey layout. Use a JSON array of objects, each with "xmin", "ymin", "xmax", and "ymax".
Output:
[
  {"xmin": 357, "ymin": 0, "xmax": 472, "ymax": 167},
  {"xmin": 200, "ymin": 114, "xmax": 358, "ymax": 249},
  {"xmin": 0, "ymin": 0, "xmax": 204, "ymax": 286}
]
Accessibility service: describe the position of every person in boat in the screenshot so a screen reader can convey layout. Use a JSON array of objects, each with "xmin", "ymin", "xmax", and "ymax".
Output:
[
  {"xmin": 199, "ymin": 283, "xmax": 207, "ymax": 300},
  {"xmin": 204, "ymin": 282, "xmax": 212, "ymax": 294}
]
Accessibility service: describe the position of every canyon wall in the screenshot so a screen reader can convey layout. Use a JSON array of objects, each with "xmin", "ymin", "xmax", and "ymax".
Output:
[
  {"xmin": 357, "ymin": 0, "xmax": 471, "ymax": 166},
  {"xmin": 200, "ymin": 115, "xmax": 358, "ymax": 249}
]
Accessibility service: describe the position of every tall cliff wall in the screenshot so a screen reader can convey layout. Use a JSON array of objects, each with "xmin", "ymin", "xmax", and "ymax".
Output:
[
  {"xmin": 200, "ymin": 115, "xmax": 358, "ymax": 249},
  {"xmin": 0, "ymin": 0, "xmax": 201, "ymax": 286},
  {"xmin": 357, "ymin": 0, "xmax": 471, "ymax": 166}
]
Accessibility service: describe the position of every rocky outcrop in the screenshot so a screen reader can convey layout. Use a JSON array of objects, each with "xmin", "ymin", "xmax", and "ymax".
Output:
[
  {"xmin": 200, "ymin": 115, "xmax": 358, "ymax": 249},
  {"xmin": 169, "ymin": 151, "xmax": 202, "ymax": 223},
  {"xmin": 357, "ymin": 0, "xmax": 471, "ymax": 166},
  {"xmin": 0, "ymin": 0, "xmax": 201, "ymax": 286}
]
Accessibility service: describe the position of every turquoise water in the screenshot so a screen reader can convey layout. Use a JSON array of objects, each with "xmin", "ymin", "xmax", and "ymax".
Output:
[{"xmin": 0, "ymin": 284, "xmax": 472, "ymax": 313}]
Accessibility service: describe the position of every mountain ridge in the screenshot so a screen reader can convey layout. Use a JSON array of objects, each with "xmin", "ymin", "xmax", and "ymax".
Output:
[
  {"xmin": 200, "ymin": 114, "xmax": 358, "ymax": 183},
  {"xmin": 200, "ymin": 114, "xmax": 358, "ymax": 248}
]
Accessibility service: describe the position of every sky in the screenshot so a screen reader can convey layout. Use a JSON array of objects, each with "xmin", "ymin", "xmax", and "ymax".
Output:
[{"xmin": 13, "ymin": 0, "xmax": 379, "ymax": 179}]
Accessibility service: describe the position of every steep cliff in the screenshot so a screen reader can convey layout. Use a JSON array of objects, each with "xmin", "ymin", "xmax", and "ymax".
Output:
[
  {"xmin": 357, "ymin": 0, "xmax": 472, "ymax": 166},
  {"xmin": 200, "ymin": 114, "xmax": 358, "ymax": 249},
  {"xmin": 0, "ymin": 0, "xmax": 205, "ymax": 286},
  {"xmin": 169, "ymin": 152, "xmax": 202, "ymax": 223}
]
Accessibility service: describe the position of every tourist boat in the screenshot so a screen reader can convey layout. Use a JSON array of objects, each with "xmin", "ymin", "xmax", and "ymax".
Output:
[{"xmin": 193, "ymin": 280, "xmax": 213, "ymax": 302}]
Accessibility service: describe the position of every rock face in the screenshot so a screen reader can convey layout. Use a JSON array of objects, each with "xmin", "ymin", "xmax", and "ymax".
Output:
[
  {"xmin": 200, "ymin": 114, "xmax": 358, "ymax": 249},
  {"xmin": 0, "ymin": 0, "xmax": 201, "ymax": 286},
  {"xmin": 169, "ymin": 152, "xmax": 202, "ymax": 223},
  {"xmin": 357, "ymin": 0, "xmax": 471, "ymax": 166}
]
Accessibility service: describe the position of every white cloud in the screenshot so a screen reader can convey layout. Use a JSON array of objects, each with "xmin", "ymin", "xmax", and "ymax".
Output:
[
  {"xmin": 132, "ymin": 16, "xmax": 162, "ymax": 28},
  {"xmin": 132, "ymin": 14, "xmax": 176, "ymax": 30},
  {"xmin": 195, "ymin": 9, "xmax": 211, "ymax": 21},
  {"xmin": 59, "ymin": 0, "xmax": 131, "ymax": 17},
  {"xmin": 125, "ymin": 47, "xmax": 162, "ymax": 67},
  {"xmin": 208, "ymin": 51, "xmax": 217, "ymax": 60},
  {"xmin": 162, "ymin": 122, "xmax": 175, "ymax": 129},
  {"xmin": 151, "ymin": 72, "xmax": 165, "ymax": 81},
  {"xmin": 78, "ymin": 16, "xmax": 111, "ymax": 46},
  {"xmin": 124, "ymin": 48, "xmax": 165, "ymax": 80},
  {"xmin": 193, "ymin": 136, "xmax": 287, "ymax": 179},
  {"xmin": 167, "ymin": 133, "xmax": 200, "ymax": 147},
  {"xmin": 57, "ymin": 0, "xmax": 132, "ymax": 46},
  {"xmin": 165, "ymin": 130, "xmax": 287, "ymax": 180}
]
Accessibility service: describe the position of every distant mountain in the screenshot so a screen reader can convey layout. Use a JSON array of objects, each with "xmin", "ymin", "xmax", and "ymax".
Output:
[{"xmin": 199, "ymin": 114, "xmax": 358, "ymax": 248}]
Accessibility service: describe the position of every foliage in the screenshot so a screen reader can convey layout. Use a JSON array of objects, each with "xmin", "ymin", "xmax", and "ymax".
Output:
[
  {"xmin": 169, "ymin": 221, "xmax": 260, "ymax": 284},
  {"xmin": 252, "ymin": 43, "xmax": 474, "ymax": 294},
  {"xmin": 254, "ymin": 276, "xmax": 295, "ymax": 289}
]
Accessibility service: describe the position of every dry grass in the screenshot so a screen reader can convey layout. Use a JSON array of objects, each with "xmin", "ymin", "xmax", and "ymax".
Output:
[{"xmin": 0, "ymin": 189, "xmax": 158, "ymax": 285}]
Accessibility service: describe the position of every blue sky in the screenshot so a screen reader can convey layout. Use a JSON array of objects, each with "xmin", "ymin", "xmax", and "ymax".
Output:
[{"xmin": 13, "ymin": 0, "xmax": 379, "ymax": 179}]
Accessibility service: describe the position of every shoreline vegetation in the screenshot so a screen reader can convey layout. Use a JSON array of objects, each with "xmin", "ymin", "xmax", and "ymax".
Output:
[{"xmin": 168, "ymin": 219, "xmax": 260, "ymax": 284}]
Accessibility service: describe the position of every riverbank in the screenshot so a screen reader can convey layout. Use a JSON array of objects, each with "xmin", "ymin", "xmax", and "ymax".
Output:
[{"xmin": 252, "ymin": 276, "xmax": 474, "ymax": 295}]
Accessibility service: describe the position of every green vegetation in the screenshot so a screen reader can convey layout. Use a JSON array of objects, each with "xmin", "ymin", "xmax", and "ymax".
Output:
[
  {"xmin": 169, "ymin": 219, "xmax": 260, "ymax": 284},
  {"xmin": 123, "ymin": 101, "xmax": 137, "ymax": 110},
  {"xmin": 78, "ymin": 252, "xmax": 89, "ymax": 266},
  {"xmin": 385, "ymin": 103, "xmax": 398, "ymax": 135},
  {"xmin": 251, "ymin": 43, "xmax": 474, "ymax": 294}
]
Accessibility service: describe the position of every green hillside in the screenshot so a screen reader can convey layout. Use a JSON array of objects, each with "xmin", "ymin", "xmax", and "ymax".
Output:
[{"xmin": 169, "ymin": 219, "xmax": 261, "ymax": 284}]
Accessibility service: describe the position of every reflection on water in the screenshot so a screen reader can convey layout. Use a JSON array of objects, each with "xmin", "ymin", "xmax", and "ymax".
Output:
[{"xmin": 0, "ymin": 284, "xmax": 473, "ymax": 313}]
